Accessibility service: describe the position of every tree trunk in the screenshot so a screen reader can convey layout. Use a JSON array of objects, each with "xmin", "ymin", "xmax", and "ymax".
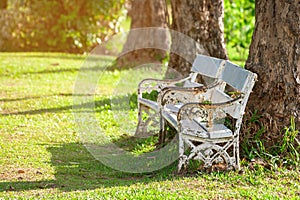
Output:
[
  {"xmin": 116, "ymin": 0, "xmax": 169, "ymax": 68},
  {"xmin": 244, "ymin": 0, "xmax": 300, "ymax": 146},
  {"xmin": 168, "ymin": 0, "xmax": 228, "ymax": 76}
]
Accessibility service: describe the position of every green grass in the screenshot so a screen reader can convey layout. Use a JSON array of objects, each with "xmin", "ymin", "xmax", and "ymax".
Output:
[{"xmin": 1, "ymin": 52, "xmax": 299, "ymax": 199}]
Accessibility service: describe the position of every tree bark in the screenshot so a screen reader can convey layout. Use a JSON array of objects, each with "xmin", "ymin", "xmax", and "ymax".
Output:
[
  {"xmin": 116, "ymin": 0, "xmax": 169, "ymax": 68},
  {"xmin": 244, "ymin": 0, "xmax": 300, "ymax": 146},
  {"xmin": 168, "ymin": 0, "xmax": 228, "ymax": 76}
]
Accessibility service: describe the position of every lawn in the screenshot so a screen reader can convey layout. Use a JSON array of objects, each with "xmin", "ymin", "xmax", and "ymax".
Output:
[{"xmin": 0, "ymin": 52, "xmax": 299, "ymax": 199}]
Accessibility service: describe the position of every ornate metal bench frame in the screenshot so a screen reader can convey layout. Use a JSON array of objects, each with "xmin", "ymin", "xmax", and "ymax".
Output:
[{"xmin": 136, "ymin": 54, "xmax": 257, "ymax": 172}]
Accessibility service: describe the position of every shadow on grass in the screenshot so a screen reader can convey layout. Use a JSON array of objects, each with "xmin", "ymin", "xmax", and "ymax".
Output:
[
  {"xmin": 2, "ymin": 53, "xmax": 113, "ymax": 61},
  {"xmin": 0, "ymin": 93, "xmax": 93, "ymax": 102},
  {"xmin": 1, "ymin": 53, "xmax": 162, "ymax": 78},
  {"xmin": 0, "ymin": 142, "xmax": 178, "ymax": 192},
  {"xmin": 19, "ymin": 65, "xmax": 110, "ymax": 75},
  {"xmin": 0, "ymin": 65, "xmax": 112, "ymax": 77},
  {"xmin": 17, "ymin": 59, "xmax": 136, "ymax": 76},
  {"xmin": 0, "ymin": 54, "xmax": 116, "ymax": 77},
  {"xmin": 2, "ymin": 93, "xmax": 137, "ymax": 115},
  {"xmin": 0, "ymin": 91, "xmax": 179, "ymax": 192}
]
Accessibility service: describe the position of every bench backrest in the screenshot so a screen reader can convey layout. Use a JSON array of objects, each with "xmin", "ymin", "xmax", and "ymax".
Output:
[
  {"xmin": 191, "ymin": 54, "xmax": 257, "ymax": 121},
  {"xmin": 191, "ymin": 54, "xmax": 257, "ymax": 93}
]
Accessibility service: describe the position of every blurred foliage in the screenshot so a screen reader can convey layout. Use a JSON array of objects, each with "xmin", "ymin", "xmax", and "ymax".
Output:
[
  {"xmin": 224, "ymin": 0, "xmax": 255, "ymax": 61},
  {"xmin": 0, "ymin": 0, "xmax": 255, "ymax": 57},
  {"xmin": 0, "ymin": 0, "xmax": 126, "ymax": 53}
]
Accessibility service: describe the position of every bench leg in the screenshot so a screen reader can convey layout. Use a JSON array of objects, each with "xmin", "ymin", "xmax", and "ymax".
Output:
[
  {"xmin": 178, "ymin": 135, "xmax": 240, "ymax": 172},
  {"xmin": 135, "ymin": 104, "xmax": 159, "ymax": 138},
  {"xmin": 178, "ymin": 132, "xmax": 187, "ymax": 172},
  {"xmin": 233, "ymin": 136, "xmax": 240, "ymax": 170},
  {"xmin": 158, "ymin": 116, "xmax": 167, "ymax": 144}
]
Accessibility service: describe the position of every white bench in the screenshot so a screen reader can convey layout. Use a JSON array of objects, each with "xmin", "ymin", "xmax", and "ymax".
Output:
[
  {"xmin": 136, "ymin": 55, "xmax": 221, "ymax": 139},
  {"xmin": 136, "ymin": 54, "xmax": 257, "ymax": 171}
]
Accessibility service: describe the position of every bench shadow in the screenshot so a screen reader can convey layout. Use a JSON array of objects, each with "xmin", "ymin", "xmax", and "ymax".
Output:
[
  {"xmin": 0, "ymin": 91, "xmax": 180, "ymax": 192},
  {"xmin": 0, "ymin": 142, "xmax": 178, "ymax": 192}
]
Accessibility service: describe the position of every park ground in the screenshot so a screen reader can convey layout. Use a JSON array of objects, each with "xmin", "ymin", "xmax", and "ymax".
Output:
[{"xmin": 0, "ymin": 52, "xmax": 299, "ymax": 199}]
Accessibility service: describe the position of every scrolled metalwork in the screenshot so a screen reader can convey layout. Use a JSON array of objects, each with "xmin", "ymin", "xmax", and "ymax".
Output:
[
  {"xmin": 160, "ymin": 87, "xmax": 207, "ymax": 106},
  {"xmin": 138, "ymin": 77, "xmax": 192, "ymax": 95},
  {"xmin": 179, "ymin": 142, "xmax": 233, "ymax": 170},
  {"xmin": 178, "ymin": 104, "xmax": 208, "ymax": 122}
]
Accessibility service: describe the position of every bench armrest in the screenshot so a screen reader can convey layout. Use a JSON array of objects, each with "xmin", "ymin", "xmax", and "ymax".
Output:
[
  {"xmin": 137, "ymin": 76, "xmax": 192, "ymax": 96},
  {"xmin": 177, "ymin": 94, "xmax": 243, "ymax": 128},
  {"xmin": 160, "ymin": 80, "xmax": 225, "ymax": 106},
  {"xmin": 160, "ymin": 86, "xmax": 208, "ymax": 106}
]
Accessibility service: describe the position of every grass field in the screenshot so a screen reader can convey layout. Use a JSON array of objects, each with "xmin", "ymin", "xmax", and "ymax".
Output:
[{"xmin": 0, "ymin": 52, "xmax": 299, "ymax": 199}]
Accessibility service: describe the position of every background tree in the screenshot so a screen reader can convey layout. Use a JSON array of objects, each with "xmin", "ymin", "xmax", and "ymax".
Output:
[
  {"xmin": 244, "ymin": 0, "xmax": 300, "ymax": 147},
  {"xmin": 168, "ymin": 0, "xmax": 228, "ymax": 76},
  {"xmin": 0, "ymin": 0, "xmax": 125, "ymax": 53},
  {"xmin": 116, "ymin": 0, "xmax": 169, "ymax": 68}
]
